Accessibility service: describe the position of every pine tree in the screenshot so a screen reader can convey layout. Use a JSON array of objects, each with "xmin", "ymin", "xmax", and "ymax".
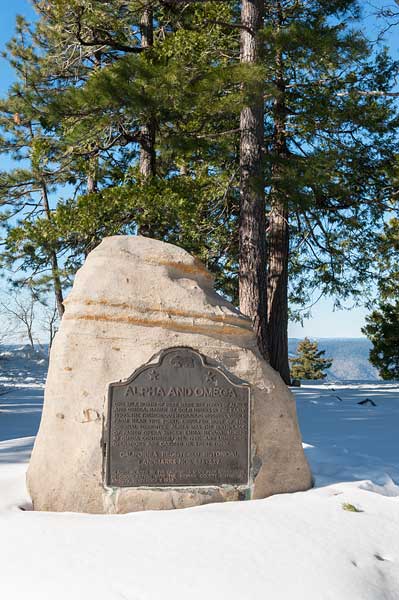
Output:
[
  {"xmin": 34, "ymin": 1, "xmax": 398, "ymax": 381},
  {"xmin": 0, "ymin": 16, "xmax": 71, "ymax": 318},
  {"xmin": 1, "ymin": 0, "xmax": 398, "ymax": 386},
  {"xmin": 361, "ymin": 217, "xmax": 399, "ymax": 380},
  {"xmin": 361, "ymin": 206, "xmax": 399, "ymax": 379},
  {"xmin": 290, "ymin": 338, "xmax": 332, "ymax": 380},
  {"xmin": 1, "ymin": 1, "xmax": 242, "ymax": 296},
  {"xmin": 362, "ymin": 302, "xmax": 399, "ymax": 380},
  {"xmin": 262, "ymin": 0, "xmax": 399, "ymax": 383}
]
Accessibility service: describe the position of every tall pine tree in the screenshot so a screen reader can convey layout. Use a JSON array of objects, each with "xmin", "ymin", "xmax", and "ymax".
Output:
[
  {"xmin": 1, "ymin": 1, "xmax": 398, "ymax": 384},
  {"xmin": 262, "ymin": 0, "xmax": 398, "ymax": 382}
]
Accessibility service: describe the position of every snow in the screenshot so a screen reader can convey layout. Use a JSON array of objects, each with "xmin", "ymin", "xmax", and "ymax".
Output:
[
  {"xmin": 0, "ymin": 350, "xmax": 398, "ymax": 600},
  {"xmin": 296, "ymin": 382, "xmax": 399, "ymax": 487}
]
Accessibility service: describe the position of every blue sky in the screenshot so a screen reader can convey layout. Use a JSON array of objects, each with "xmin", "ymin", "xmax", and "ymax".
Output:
[
  {"xmin": 0, "ymin": 2, "xmax": 36, "ymax": 94},
  {"xmin": 0, "ymin": 0, "xmax": 398, "ymax": 338}
]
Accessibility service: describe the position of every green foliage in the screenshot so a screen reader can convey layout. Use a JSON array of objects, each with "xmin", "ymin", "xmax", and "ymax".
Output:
[
  {"xmin": 342, "ymin": 503, "xmax": 363, "ymax": 512},
  {"xmin": 260, "ymin": 1, "xmax": 399, "ymax": 316},
  {"xmin": 2, "ymin": 174, "xmax": 239, "ymax": 299},
  {"xmin": 362, "ymin": 302, "xmax": 399, "ymax": 380},
  {"xmin": 0, "ymin": 0, "xmax": 398, "ymax": 333},
  {"xmin": 290, "ymin": 338, "xmax": 333, "ymax": 380},
  {"xmin": 0, "ymin": 1, "xmax": 240, "ymax": 299},
  {"xmin": 373, "ymin": 217, "xmax": 399, "ymax": 300}
]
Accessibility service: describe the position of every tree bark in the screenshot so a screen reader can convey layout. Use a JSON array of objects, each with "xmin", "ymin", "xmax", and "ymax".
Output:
[
  {"xmin": 41, "ymin": 183, "xmax": 65, "ymax": 319},
  {"xmin": 267, "ymin": 204, "xmax": 290, "ymax": 382},
  {"xmin": 267, "ymin": 2, "xmax": 290, "ymax": 384},
  {"xmin": 239, "ymin": 0, "xmax": 268, "ymax": 359},
  {"xmin": 139, "ymin": 7, "xmax": 156, "ymax": 179},
  {"xmin": 87, "ymin": 158, "xmax": 98, "ymax": 193}
]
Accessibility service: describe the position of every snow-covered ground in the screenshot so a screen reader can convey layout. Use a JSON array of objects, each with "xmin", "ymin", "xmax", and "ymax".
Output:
[{"xmin": 0, "ymin": 350, "xmax": 398, "ymax": 600}]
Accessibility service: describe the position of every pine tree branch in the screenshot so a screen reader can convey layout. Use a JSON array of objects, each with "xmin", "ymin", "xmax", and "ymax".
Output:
[
  {"xmin": 203, "ymin": 19, "xmax": 254, "ymax": 35},
  {"xmin": 75, "ymin": 11, "xmax": 144, "ymax": 54},
  {"xmin": 195, "ymin": 128, "xmax": 240, "ymax": 139},
  {"xmin": 337, "ymin": 90, "xmax": 399, "ymax": 97},
  {"xmin": 276, "ymin": 81, "xmax": 399, "ymax": 98}
]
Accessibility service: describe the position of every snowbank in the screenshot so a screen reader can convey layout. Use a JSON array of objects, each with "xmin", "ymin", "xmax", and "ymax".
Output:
[{"xmin": 0, "ymin": 352, "xmax": 398, "ymax": 600}]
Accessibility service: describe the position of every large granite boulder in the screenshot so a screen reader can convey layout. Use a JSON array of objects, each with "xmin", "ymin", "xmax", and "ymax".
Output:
[{"xmin": 27, "ymin": 236, "xmax": 312, "ymax": 513}]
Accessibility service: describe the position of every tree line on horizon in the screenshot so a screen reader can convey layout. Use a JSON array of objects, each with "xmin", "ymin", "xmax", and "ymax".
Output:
[{"xmin": 1, "ymin": 0, "xmax": 399, "ymax": 382}]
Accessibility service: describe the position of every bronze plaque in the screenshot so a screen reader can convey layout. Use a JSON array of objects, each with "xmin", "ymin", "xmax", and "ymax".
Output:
[{"xmin": 105, "ymin": 347, "xmax": 250, "ymax": 487}]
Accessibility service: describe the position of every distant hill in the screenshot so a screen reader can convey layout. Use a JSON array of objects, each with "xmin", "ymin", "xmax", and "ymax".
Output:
[{"xmin": 288, "ymin": 338, "xmax": 379, "ymax": 381}]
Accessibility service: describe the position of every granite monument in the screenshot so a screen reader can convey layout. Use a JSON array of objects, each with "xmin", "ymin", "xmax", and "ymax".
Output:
[{"xmin": 27, "ymin": 236, "xmax": 312, "ymax": 513}]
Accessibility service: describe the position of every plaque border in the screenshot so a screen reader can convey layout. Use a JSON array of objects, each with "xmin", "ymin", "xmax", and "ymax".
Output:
[{"xmin": 103, "ymin": 347, "xmax": 251, "ymax": 489}]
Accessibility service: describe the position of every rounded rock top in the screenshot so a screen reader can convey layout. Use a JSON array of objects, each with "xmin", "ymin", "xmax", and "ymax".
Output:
[{"xmin": 63, "ymin": 235, "xmax": 253, "ymax": 339}]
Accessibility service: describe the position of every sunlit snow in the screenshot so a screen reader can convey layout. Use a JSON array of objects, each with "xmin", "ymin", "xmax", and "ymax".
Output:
[{"xmin": 0, "ymin": 349, "xmax": 398, "ymax": 600}]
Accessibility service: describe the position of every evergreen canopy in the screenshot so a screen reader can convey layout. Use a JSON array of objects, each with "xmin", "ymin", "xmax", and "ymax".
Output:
[
  {"xmin": 362, "ymin": 302, "xmax": 399, "ymax": 380},
  {"xmin": 0, "ymin": 1, "xmax": 398, "ymax": 378}
]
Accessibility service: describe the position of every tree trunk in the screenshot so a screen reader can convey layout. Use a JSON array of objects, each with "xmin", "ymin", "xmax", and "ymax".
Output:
[
  {"xmin": 27, "ymin": 327, "xmax": 34, "ymax": 350},
  {"xmin": 41, "ymin": 183, "xmax": 65, "ymax": 319},
  {"xmin": 48, "ymin": 308, "xmax": 58, "ymax": 354},
  {"xmin": 267, "ymin": 3, "xmax": 290, "ymax": 384},
  {"xmin": 87, "ymin": 173, "xmax": 96, "ymax": 193},
  {"xmin": 139, "ymin": 7, "xmax": 156, "ymax": 180},
  {"xmin": 87, "ymin": 156, "xmax": 98, "ymax": 193},
  {"xmin": 267, "ymin": 205, "xmax": 290, "ymax": 382},
  {"xmin": 26, "ymin": 329, "xmax": 34, "ymax": 349},
  {"xmin": 239, "ymin": 0, "xmax": 268, "ymax": 359}
]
